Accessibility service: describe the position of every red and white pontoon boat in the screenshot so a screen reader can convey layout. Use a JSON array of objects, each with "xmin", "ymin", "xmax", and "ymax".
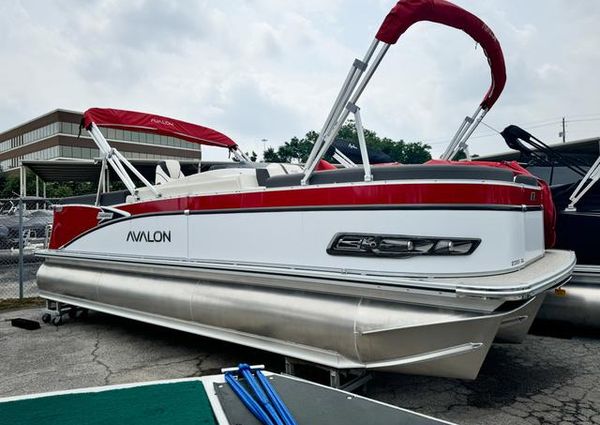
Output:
[{"xmin": 37, "ymin": 0, "xmax": 574, "ymax": 379}]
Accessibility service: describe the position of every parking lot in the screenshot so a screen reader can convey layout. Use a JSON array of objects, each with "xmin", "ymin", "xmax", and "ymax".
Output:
[{"xmin": 1, "ymin": 307, "xmax": 599, "ymax": 424}]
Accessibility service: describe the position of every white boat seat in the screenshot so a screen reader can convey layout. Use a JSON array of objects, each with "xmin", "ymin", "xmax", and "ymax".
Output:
[{"xmin": 155, "ymin": 160, "xmax": 185, "ymax": 185}]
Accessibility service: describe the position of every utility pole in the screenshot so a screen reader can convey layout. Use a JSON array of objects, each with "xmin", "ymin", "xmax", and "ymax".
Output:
[{"xmin": 560, "ymin": 117, "xmax": 566, "ymax": 143}]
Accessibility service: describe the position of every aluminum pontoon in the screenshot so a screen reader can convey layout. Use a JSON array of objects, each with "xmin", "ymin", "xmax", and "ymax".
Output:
[{"xmin": 37, "ymin": 0, "xmax": 574, "ymax": 379}]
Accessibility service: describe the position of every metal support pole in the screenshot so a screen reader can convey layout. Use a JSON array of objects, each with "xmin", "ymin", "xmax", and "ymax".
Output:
[
  {"xmin": 95, "ymin": 158, "xmax": 106, "ymax": 206},
  {"xmin": 441, "ymin": 106, "xmax": 487, "ymax": 160},
  {"xmin": 35, "ymin": 176, "xmax": 39, "ymax": 198},
  {"xmin": 19, "ymin": 166, "xmax": 26, "ymax": 197},
  {"xmin": 302, "ymin": 43, "xmax": 390, "ymax": 185},
  {"xmin": 113, "ymin": 150, "xmax": 159, "ymax": 197},
  {"xmin": 284, "ymin": 358, "xmax": 295, "ymax": 376},
  {"xmin": 350, "ymin": 105, "xmax": 372, "ymax": 181},
  {"xmin": 567, "ymin": 154, "xmax": 600, "ymax": 210},
  {"xmin": 18, "ymin": 197, "xmax": 24, "ymax": 299},
  {"xmin": 303, "ymin": 40, "xmax": 379, "ymax": 173},
  {"xmin": 329, "ymin": 370, "xmax": 341, "ymax": 388},
  {"xmin": 42, "ymin": 182, "xmax": 46, "ymax": 198}
]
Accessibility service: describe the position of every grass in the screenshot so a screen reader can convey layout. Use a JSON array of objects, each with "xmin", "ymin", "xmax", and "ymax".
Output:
[{"xmin": 0, "ymin": 297, "xmax": 45, "ymax": 311}]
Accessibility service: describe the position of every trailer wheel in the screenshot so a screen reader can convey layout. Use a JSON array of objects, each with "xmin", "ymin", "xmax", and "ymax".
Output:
[
  {"xmin": 41, "ymin": 313, "xmax": 51, "ymax": 324},
  {"xmin": 68, "ymin": 308, "xmax": 77, "ymax": 319}
]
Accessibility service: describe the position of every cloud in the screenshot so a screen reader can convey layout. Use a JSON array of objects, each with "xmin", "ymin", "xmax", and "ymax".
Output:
[{"xmin": 0, "ymin": 0, "xmax": 599, "ymax": 160}]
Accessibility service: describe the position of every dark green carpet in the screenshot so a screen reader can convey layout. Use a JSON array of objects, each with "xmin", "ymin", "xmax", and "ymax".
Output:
[{"xmin": 0, "ymin": 381, "xmax": 217, "ymax": 425}]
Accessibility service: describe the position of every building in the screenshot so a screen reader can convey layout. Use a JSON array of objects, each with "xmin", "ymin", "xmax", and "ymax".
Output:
[
  {"xmin": 0, "ymin": 108, "xmax": 202, "ymax": 174},
  {"xmin": 0, "ymin": 109, "xmax": 204, "ymax": 196}
]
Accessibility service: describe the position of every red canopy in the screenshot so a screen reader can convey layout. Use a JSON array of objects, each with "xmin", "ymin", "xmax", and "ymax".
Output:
[
  {"xmin": 376, "ymin": 0, "xmax": 506, "ymax": 110},
  {"xmin": 83, "ymin": 108, "xmax": 238, "ymax": 149}
]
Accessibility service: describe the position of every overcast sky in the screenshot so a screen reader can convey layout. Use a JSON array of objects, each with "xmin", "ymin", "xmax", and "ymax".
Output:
[{"xmin": 1, "ymin": 0, "xmax": 599, "ymax": 160}]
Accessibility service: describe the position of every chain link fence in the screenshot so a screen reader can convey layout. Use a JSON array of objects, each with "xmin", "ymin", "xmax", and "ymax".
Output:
[{"xmin": 0, "ymin": 197, "xmax": 53, "ymax": 300}]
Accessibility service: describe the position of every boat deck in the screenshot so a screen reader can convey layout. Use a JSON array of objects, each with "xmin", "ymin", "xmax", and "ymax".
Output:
[{"xmin": 0, "ymin": 375, "xmax": 452, "ymax": 425}]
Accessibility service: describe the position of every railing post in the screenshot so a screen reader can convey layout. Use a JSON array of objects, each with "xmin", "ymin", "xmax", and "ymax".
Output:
[{"xmin": 18, "ymin": 197, "xmax": 24, "ymax": 299}]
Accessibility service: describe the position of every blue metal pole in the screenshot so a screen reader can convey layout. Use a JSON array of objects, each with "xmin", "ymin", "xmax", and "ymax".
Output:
[
  {"xmin": 256, "ymin": 370, "xmax": 297, "ymax": 425},
  {"xmin": 224, "ymin": 372, "xmax": 275, "ymax": 425}
]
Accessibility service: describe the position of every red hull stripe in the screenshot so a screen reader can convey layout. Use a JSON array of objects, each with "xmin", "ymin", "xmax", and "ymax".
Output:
[
  {"xmin": 119, "ymin": 183, "xmax": 540, "ymax": 215},
  {"xmin": 50, "ymin": 183, "xmax": 541, "ymax": 249}
]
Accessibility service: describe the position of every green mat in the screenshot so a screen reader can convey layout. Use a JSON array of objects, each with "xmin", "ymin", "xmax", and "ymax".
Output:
[{"xmin": 0, "ymin": 380, "xmax": 217, "ymax": 425}]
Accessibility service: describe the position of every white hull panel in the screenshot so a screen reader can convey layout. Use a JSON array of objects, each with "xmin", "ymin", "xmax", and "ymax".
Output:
[{"xmin": 63, "ymin": 208, "xmax": 544, "ymax": 277}]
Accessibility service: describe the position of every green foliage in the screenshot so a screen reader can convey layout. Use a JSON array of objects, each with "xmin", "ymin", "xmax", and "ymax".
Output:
[
  {"xmin": 264, "ymin": 136, "xmax": 316, "ymax": 164},
  {"xmin": 454, "ymin": 151, "xmax": 468, "ymax": 160},
  {"xmin": 0, "ymin": 169, "xmax": 97, "ymax": 199},
  {"xmin": 263, "ymin": 122, "xmax": 431, "ymax": 164},
  {"xmin": 0, "ymin": 171, "xmax": 20, "ymax": 198}
]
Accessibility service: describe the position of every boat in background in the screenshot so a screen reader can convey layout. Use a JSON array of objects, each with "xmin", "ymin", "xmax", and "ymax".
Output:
[
  {"xmin": 496, "ymin": 125, "xmax": 600, "ymax": 328},
  {"xmin": 36, "ymin": 0, "xmax": 574, "ymax": 380}
]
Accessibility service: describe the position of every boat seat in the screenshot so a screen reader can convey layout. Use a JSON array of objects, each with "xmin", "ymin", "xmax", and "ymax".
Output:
[
  {"xmin": 155, "ymin": 160, "xmax": 185, "ymax": 185},
  {"xmin": 265, "ymin": 165, "xmax": 532, "ymax": 188},
  {"xmin": 56, "ymin": 190, "xmax": 129, "ymax": 207}
]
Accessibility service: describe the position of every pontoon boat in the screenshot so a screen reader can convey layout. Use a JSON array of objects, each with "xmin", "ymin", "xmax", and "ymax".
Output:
[
  {"xmin": 36, "ymin": 0, "xmax": 574, "ymax": 379},
  {"xmin": 496, "ymin": 125, "xmax": 600, "ymax": 328}
]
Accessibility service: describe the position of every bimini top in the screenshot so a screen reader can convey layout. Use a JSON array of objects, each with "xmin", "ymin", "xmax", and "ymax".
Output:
[
  {"xmin": 376, "ymin": 0, "xmax": 506, "ymax": 110},
  {"xmin": 83, "ymin": 108, "xmax": 238, "ymax": 149}
]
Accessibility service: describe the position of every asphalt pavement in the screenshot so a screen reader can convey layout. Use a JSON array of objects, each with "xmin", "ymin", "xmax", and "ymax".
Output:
[{"xmin": 1, "ymin": 308, "xmax": 599, "ymax": 425}]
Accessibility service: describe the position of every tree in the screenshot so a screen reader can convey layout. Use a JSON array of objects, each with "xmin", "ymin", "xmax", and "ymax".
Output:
[
  {"xmin": 0, "ymin": 174, "xmax": 21, "ymax": 198},
  {"xmin": 245, "ymin": 151, "xmax": 258, "ymax": 162},
  {"xmin": 263, "ymin": 122, "xmax": 431, "ymax": 164},
  {"xmin": 0, "ymin": 170, "xmax": 6, "ymax": 196},
  {"xmin": 264, "ymin": 136, "xmax": 315, "ymax": 164}
]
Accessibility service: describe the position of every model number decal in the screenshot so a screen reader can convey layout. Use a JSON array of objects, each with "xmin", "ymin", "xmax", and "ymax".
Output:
[
  {"xmin": 126, "ymin": 230, "xmax": 172, "ymax": 243},
  {"xmin": 511, "ymin": 258, "xmax": 524, "ymax": 266}
]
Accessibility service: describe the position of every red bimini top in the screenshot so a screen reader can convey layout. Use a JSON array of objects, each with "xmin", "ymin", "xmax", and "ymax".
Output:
[
  {"xmin": 83, "ymin": 108, "xmax": 238, "ymax": 150},
  {"xmin": 375, "ymin": 0, "xmax": 506, "ymax": 110}
]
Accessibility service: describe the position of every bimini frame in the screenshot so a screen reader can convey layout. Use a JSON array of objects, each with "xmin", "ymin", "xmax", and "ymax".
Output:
[
  {"xmin": 499, "ymin": 125, "xmax": 599, "ymax": 211},
  {"xmin": 566, "ymin": 156, "xmax": 600, "ymax": 210},
  {"xmin": 81, "ymin": 108, "xmax": 247, "ymax": 203},
  {"xmin": 302, "ymin": 0, "xmax": 507, "ymax": 185}
]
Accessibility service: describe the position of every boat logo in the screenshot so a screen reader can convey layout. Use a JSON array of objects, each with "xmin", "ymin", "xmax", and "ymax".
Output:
[
  {"xmin": 150, "ymin": 118, "xmax": 175, "ymax": 127},
  {"xmin": 126, "ymin": 230, "xmax": 172, "ymax": 243}
]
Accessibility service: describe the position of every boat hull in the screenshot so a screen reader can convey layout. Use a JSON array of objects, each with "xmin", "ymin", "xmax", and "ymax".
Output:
[{"xmin": 37, "ymin": 255, "xmax": 553, "ymax": 380}]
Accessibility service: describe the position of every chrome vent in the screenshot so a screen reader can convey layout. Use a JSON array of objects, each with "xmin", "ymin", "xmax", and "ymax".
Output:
[{"xmin": 327, "ymin": 233, "xmax": 480, "ymax": 258}]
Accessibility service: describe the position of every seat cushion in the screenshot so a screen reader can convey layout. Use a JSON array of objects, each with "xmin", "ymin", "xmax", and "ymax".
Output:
[{"xmin": 265, "ymin": 165, "xmax": 518, "ymax": 188}]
